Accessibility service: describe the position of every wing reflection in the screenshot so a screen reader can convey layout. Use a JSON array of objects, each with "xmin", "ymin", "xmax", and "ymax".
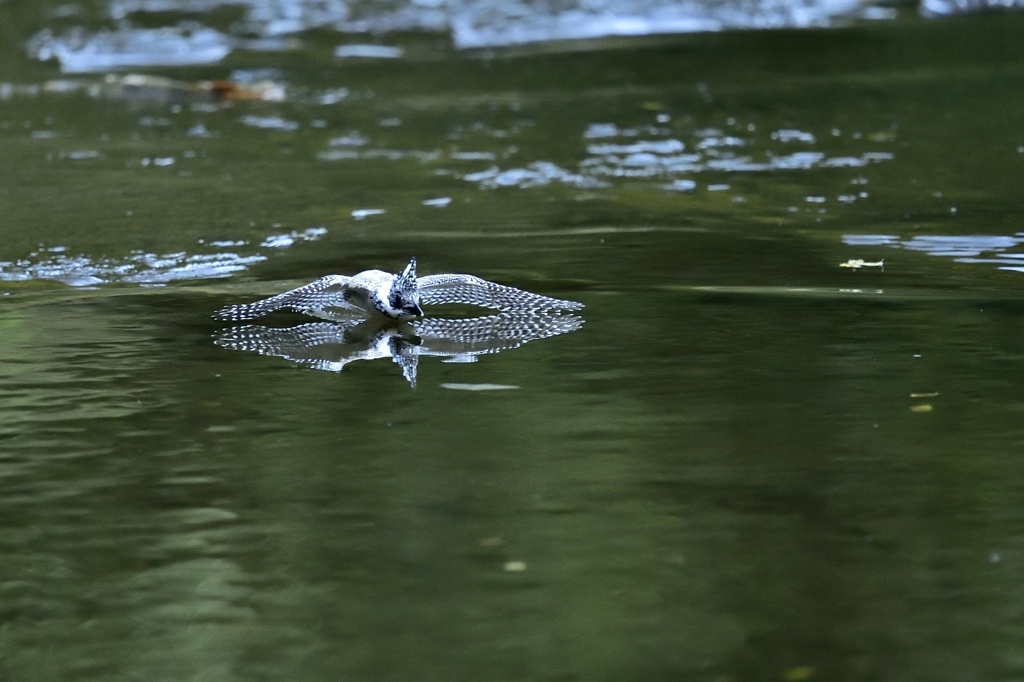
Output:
[{"xmin": 214, "ymin": 311, "xmax": 584, "ymax": 387}]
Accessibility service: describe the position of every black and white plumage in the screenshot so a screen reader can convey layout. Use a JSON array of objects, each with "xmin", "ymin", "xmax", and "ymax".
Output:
[
  {"xmin": 214, "ymin": 311, "xmax": 584, "ymax": 387},
  {"xmin": 215, "ymin": 257, "xmax": 583, "ymax": 322},
  {"xmin": 416, "ymin": 273, "xmax": 582, "ymax": 313}
]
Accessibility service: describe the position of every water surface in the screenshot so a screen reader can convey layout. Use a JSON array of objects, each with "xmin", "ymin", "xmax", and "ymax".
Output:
[{"xmin": 3, "ymin": 5, "xmax": 1024, "ymax": 681}]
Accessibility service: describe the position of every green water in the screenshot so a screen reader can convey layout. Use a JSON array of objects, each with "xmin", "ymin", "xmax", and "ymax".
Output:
[{"xmin": 4, "ymin": 9, "xmax": 1024, "ymax": 681}]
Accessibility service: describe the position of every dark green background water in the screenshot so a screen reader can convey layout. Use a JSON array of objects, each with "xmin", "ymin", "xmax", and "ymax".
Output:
[{"xmin": 3, "ymin": 6, "xmax": 1024, "ymax": 681}]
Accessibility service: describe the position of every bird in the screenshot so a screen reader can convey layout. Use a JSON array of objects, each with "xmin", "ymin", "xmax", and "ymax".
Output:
[
  {"xmin": 215, "ymin": 257, "xmax": 583, "ymax": 322},
  {"xmin": 214, "ymin": 310, "xmax": 585, "ymax": 387}
]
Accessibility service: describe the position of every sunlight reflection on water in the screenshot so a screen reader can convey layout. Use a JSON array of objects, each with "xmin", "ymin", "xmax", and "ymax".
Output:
[
  {"xmin": 578, "ymin": 126, "xmax": 893, "ymax": 179},
  {"xmin": 29, "ymin": 0, "xmax": 891, "ymax": 68},
  {"xmin": 315, "ymin": 121, "xmax": 895, "ymax": 191},
  {"xmin": 0, "ymin": 227, "xmax": 327, "ymax": 286},
  {"xmin": 28, "ymin": 25, "xmax": 232, "ymax": 73},
  {"xmin": 843, "ymin": 233, "xmax": 1024, "ymax": 272}
]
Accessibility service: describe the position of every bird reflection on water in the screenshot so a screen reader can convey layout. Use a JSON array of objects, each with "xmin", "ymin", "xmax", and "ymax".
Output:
[{"xmin": 214, "ymin": 310, "xmax": 584, "ymax": 387}]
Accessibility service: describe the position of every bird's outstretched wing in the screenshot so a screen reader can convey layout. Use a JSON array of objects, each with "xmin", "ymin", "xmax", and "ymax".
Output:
[
  {"xmin": 214, "ymin": 275, "xmax": 371, "ymax": 321},
  {"xmin": 417, "ymin": 274, "xmax": 583, "ymax": 313},
  {"xmin": 413, "ymin": 311, "xmax": 584, "ymax": 356}
]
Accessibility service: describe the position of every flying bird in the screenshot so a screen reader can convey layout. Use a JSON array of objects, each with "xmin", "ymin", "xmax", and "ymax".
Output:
[{"xmin": 215, "ymin": 257, "xmax": 583, "ymax": 322}]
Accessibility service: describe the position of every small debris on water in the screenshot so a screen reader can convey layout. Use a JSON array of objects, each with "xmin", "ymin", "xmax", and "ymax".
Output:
[
  {"xmin": 839, "ymin": 259, "xmax": 884, "ymax": 270},
  {"xmin": 910, "ymin": 404, "xmax": 933, "ymax": 413},
  {"xmin": 77, "ymin": 73, "xmax": 287, "ymax": 102},
  {"xmin": 503, "ymin": 560, "xmax": 527, "ymax": 572}
]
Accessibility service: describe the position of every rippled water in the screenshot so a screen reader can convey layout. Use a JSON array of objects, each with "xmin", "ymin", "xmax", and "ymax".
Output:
[
  {"xmin": 17, "ymin": 0, "xmax": 1020, "ymax": 75},
  {"xmin": 4, "ymin": 2, "xmax": 1024, "ymax": 681},
  {"xmin": 24, "ymin": 0, "xmax": 880, "ymax": 71}
]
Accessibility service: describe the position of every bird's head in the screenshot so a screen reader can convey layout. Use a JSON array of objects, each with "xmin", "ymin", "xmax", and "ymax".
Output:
[{"xmin": 388, "ymin": 257, "xmax": 423, "ymax": 319}]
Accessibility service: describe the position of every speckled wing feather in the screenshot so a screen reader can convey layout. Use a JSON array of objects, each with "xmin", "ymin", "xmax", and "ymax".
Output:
[
  {"xmin": 215, "ymin": 275, "xmax": 370, "ymax": 321},
  {"xmin": 413, "ymin": 311, "xmax": 584, "ymax": 356},
  {"xmin": 417, "ymin": 274, "xmax": 583, "ymax": 313}
]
